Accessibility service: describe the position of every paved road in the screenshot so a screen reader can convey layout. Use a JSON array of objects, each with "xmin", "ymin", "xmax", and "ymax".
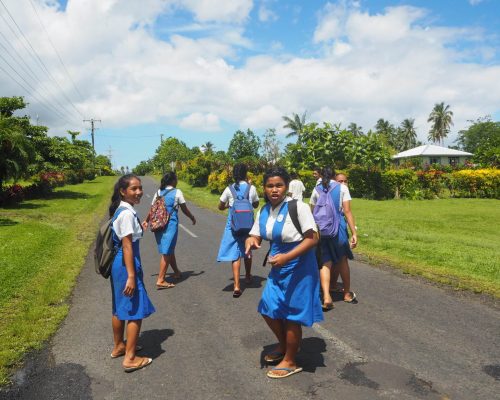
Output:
[{"xmin": 2, "ymin": 176, "xmax": 499, "ymax": 400}]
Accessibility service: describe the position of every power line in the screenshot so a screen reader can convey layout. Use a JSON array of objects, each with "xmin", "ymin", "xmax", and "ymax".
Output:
[{"xmin": 0, "ymin": 0, "xmax": 84, "ymax": 119}]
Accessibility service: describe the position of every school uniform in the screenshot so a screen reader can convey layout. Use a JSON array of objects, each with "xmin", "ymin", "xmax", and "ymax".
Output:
[
  {"xmin": 249, "ymin": 198, "xmax": 323, "ymax": 327},
  {"xmin": 217, "ymin": 182, "xmax": 259, "ymax": 262},
  {"xmin": 288, "ymin": 179, "xmax": 306, "ymax": 201},
  {"xmin": 151, "ymin": 186, "xmax": 186, "ymax": 255},
  {"xmin": 310, "ymin": 183, "xmax": 353, "ymax": 264},
  {"xmin": 110, "ymin": 201, "xmax": 155, "ymax": 321}
]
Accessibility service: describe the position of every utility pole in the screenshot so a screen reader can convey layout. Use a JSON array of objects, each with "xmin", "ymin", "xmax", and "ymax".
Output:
[
  {"xmin": 160, "ymin": 134, "xmax": 164, "ymax": 144},
  {"xmin": 107, "ymin": 146, "xmax": 113, "ymax": 170},
  {"xmin": 83, "ymin": 118, "xmax": 101, "ymax": 152}
]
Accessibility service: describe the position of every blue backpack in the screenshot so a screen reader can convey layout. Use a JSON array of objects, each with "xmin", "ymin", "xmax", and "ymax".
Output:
[
  {"xmin": 313, "ymin": 182, "xmax": 341, "ymax": 238},
  {"xmin": 229, "ymin": 184, "xmax": 254, "ymax": 236}
]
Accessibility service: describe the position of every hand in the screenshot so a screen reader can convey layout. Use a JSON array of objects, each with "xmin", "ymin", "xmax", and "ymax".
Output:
[
  {"xmin": 268, "ymin": 253, "xmax": 288, "ymax": 268},
  {"xmin": 141, "ymin": 221, "xmax": 148, "ymax": 230},
  {"xmin": 191, "ymin": 216, "xmax": 196, "ymax": 225},
  {"xmin": 350, "ymin": 234, "xmax": 358, "ymax": 249},
  {"xmin": 245, "ymin": 236, "xmax": 261, "ymax": 256},
  {"xmin": 123, "ymin": 277, "xmax": 136, "ymax": 297}
]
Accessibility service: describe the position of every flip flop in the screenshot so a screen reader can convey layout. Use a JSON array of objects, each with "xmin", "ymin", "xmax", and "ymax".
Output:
[
  {"xmin": 156, "ymin": 282, "xmax": 175, "ymax": 290},
  {"xmin": 124, "ymin": 357, "xmax": 152, "ymax": 373},
  {"xmin": 322, "ymin": 302, "xmax": 334, "ymax": 311},
  {"xmin": 110, "ymin": 345, "xmax": 143, "ymax": 358},
  {"xmin": 264, "ymin": 352, "xmax": 285, "ymax": 364},
  {"xmin": 267, "ymin": 367, "xmax": 303, "ymax": 379},
  {"xmin": 344, "ymin": 292, "xmax": 357, "ymax": 303},
  {"xmin": 233, "ymin": 289, "xmax": 242, "ymax": 298}
]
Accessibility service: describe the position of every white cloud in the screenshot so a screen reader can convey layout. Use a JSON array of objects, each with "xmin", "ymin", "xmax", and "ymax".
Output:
[
  {"xmin": 1, "ymin": 0, "xmax": 499, "ymax": 152},
  {"xmin": 469, "ymin": 0, "xmax": 483, "ymax": 5},
  {"xmin": 179, "ymin": 112, "xmax": 221, "ymax": 131},
  {"xmin": 258, "ymin": 5, "xmax": 278, "ymax": 22}
]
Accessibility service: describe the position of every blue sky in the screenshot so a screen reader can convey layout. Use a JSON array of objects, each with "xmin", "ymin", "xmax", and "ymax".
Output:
[{"xmin": 2, "ymin": 0, "xmax": 499, "ymax": 168}]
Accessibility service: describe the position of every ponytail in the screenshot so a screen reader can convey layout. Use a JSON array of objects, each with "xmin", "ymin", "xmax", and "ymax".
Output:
[
  {"xmin": 160, "ymin": 172, "xmax": 177, "ymax": 190},
  {"xmin": 232, "ymin": 163, "xmax": 248, "ymax": 191},
  {"xmin": 321, "ymin": 167, "xmax": 335, "ymax": 189},
  {"xmin": 109, "ymin": 174, "xmax": 140, "ymax": 216}
]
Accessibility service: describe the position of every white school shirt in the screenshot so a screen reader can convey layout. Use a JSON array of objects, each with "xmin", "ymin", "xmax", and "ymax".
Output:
[
  {"xmin": 309, "ymin": 182, "xmax": 352, "ymax": 210},
  {"xmin": 249, "ymin": 197, "xmax": 317, "ymax": 243},
  {"xmin": 288, "ymin": 179, "xmax": 306, "ymax": 201},
  {"xmin": 112, "ymin": 201, "xmax": 143, "ymax": 242},
  {"xmin": 220, "ymin": 181, "xmax": 259, "ymax": 207},
  {"xmin": 151, "ymin": 186, "xmax": 186, "ymax": 208}
]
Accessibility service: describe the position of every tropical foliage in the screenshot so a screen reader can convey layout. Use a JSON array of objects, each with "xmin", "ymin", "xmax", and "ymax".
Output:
[
  {"xmin": 456, "ymin": 117, "xmax": 500, "ymax": 167},
  {"xmin": 428, "ymin": 102, "xmax": 454, "ymax": 145},
  {"xmin": 282, "ymin": 111, "xmax": 307, "ymax": 138}
]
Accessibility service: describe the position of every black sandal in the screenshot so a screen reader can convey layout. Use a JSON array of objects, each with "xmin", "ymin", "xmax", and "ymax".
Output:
[{"xmin": 233, "ymin": 289, "xmax": 242, "ymax": 298}]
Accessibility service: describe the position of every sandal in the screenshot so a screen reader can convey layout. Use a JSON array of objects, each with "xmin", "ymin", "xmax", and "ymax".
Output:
[
  {"xmin": 123, "ymin": 357, "xmax": 152, "ymax": 373},
  {"xmin": 322, "ymin": 302, "xmax": 334, "ymax": 311},
  {"xmin": 233, "ymin": 289, "xmax": 242, "ymax": 298},
  {"xmin": 110, "ymin": 345, "xmax": 143, "ymax": 358},
  {"xmin": 344, "ymin": 292, "xmax": 357, "ymax": 303},
  {"xmin": 156, "ymin": 282, "xmax": 175, "ymax": 290},
  {"xmin": 267, "ymin": 367, "xmax": 303, "ymax": 379},
  {"xmin": 264, "ymin": 352, "xmax": 285, "ymax": 364}
]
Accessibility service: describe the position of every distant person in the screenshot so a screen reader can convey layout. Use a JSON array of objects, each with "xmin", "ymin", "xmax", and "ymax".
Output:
[
  {"xmin": 288, "ymin": 172, "xmax": 306, "ymax": 202},
  {"xmin": 245, "ymin": 167, "xmax": 322, "ymax": 379},
  {"xmin": 217, "ymin": 163, "xmax": 259, "ymax": 297},
  {"xmin": 312, "ymin": 166, "xmax": 322, "ymax": 185},
  {"xmin": 310, "ymin": 168, "xmax": 357, "ymax": 310},
  {"xmin": 143, "ymin": 172, "xmax": 196, "ymax": 289},
  {"xmin": 108, "ymin": 174, "xmax": 155, "ymax": 372}
]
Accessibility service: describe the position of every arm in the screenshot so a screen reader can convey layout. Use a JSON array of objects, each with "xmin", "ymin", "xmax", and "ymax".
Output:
[
  {"xmin": 268, "ymin": 229, "xmax": 318, "ymax": 268},
  {"xmin": 180, "ymin": 203, "xmax": 196, "ymax": 225},
  {"xmin": 342, "ymin": 200, "xmax": 357, "ymax": 248},
  {"xmin": 245, "ymin": 235, "xmax": 262, "ymax": 256},
  {"xmin": 252, "ymin": 201, "xmax": 259, "ymax": 209},
  {"xmin": 121, "ymin": 234, "xmax": 136, "ymax": 296},
  {"xmin": 218, "ymin": 201, "xmax": 228, "ymax": 211}
]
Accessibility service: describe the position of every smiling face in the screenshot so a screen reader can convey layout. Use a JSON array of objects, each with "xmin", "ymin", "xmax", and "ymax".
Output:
[
  {"xmin": 264, "ymin": 176, "xmax": 288, "ymax": 207},
  {"xmin": 120, "ymin": 177, "xmax": 143, "ymax": 205}
]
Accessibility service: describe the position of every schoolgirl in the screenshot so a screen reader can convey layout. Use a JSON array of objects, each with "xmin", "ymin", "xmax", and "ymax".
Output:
[
  {"xmin": 144, "ymin": 172, "xmax": 196, "ymax": 289},
  {"xmin": 217, "ymin": 163, "xmax": 259, "ymax": 298},
  {"xmin": 109, "ymin": 174, "xmax": 155, "ymax": 372},
  {"xmin": 310, "ymin": 167, "xmax": 357, "ymax": 309},
  {"xmin": 245, "ymin": 167, "xmax": 323, "ymax": 379}
]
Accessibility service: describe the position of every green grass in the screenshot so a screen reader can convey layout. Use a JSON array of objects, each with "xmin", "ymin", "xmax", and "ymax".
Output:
[
  {"xmin": 0, "ymin": 177, "xmax": 116, "ymax": 385},
  {"xmin": 175, "ymin": 180, "xmax": 499, "ymax": 298}
]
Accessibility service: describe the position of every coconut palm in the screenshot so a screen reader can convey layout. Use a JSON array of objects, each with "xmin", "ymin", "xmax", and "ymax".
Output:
[
  {"xmin": 282, "ymin": 111, "xmax": 307, "ymax": 138},
  {"xmin": 201, "ymin": 141, "xmax": 215, "ymax": 153},
  {"xmin": 398, "ymin": 118, "xmax": 418, "ymax": 151},
  {"xmin": 427, "ymin": 102, "xmax": 453, "ymax": 145},
  {"xmin": 347, "ymin": 122, "xmax": 364, "ymax": 136},
  {"xmin": 67, "ymin": 130, "xmax": 80, "ymax": 143}
]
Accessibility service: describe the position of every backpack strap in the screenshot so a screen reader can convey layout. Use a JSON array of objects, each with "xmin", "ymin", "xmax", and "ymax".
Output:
[
  {"xmin": 287, "ymin": 199, "xmax": 302, "ymax": 236},
  {"xmin": 242, "ymin": 183, "xmax": 251, "ymax": 200},
  {"xmin": 330, "ymin": 182, "xmax": 341, "ymax": 213},
  {"xmin": 229, "ymin": 183, "xmax": 250, "ymax": 201},
  {"xmin": 111, "ymin": 207, "xmax": 127, "ymax": 248},
  {"xmin": 228, "ymin": 184, "xmax": 238, "ymax": 200}
]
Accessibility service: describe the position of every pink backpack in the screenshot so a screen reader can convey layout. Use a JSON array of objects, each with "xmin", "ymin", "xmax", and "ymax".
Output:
[{"xmin": 148, "ymin": 189, "xmax": 174, "ymax": 232}]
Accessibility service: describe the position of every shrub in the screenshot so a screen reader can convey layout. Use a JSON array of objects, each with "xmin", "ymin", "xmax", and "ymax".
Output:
[
  {"xmin": 348, "ymin": 166, "xmax": 384, "ymax": 199},
  {"xmin": 382, "ymin": 169, "xmax": 419, "ymax": 199},
  {"xmin": 416, "ymin": 169, "xmax": 444, "ymax": 199},
  {"xmin": 247, "ymin": 171, "xmax": 264, "ymax": 197},
  {"xmin": 207, "ymin": 169, "xmax": 231, "ymax": 194},
  {"xmin": 449, "ymin": 169, "xmax": 500, "ymax": 198},
  {"xmin": 0, "ymin": 184, "xmax": 24, "ymax": 205}
]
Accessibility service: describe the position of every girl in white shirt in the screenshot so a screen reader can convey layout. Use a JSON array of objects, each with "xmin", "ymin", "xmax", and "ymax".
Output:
[{"xmin": 109, "ymin": 174, "xmax": 155, "ymax": 372}]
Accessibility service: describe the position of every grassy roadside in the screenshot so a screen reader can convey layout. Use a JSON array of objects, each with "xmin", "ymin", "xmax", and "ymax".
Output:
[
  {"xmin": 174, "ymin": 179, "xmax": 499, "ymax": 298},
  {"xmin": 0, "ymin": 176, "xmax": 116, "ymax": 385}
]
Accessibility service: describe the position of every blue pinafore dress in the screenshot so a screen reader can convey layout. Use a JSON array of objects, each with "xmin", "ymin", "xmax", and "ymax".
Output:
[
  {"xmin": 217, "ymin": 183, "xmax": 250, "ymax": 262},
  {"xmin": 154, "ymin": 188, "xmax": 179, "ymax": 255},
  {"xmin": 110, "ymin": 208, "xmax": 156, "ymax": 321},
  {"xmin": 257, "ymin": 202, "xmax": 323, "ymax": 327}
]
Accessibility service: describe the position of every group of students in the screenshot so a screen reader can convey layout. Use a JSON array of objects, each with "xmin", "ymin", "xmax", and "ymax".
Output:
[{"xmin": 106, "ymin": 164, "xmax": 357, "ymax": 378}]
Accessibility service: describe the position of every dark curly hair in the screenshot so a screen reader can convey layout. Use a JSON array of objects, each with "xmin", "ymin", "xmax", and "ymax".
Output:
[{"xmin": 232, "ymin": 163, "xmax": 248, "ymax": 190}]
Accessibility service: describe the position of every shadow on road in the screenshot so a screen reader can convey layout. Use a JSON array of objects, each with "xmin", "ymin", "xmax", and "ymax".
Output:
[
  {"xmin": 150, "ymin": 270, "xmax": 206, "ymax": 284},
  {"xmin": 221, "ymin": 275, "xmax": 267, "ymax": 293},
  {"xmin": 139, "ymin": 328, "xmax": 175, "ymax": 359}
]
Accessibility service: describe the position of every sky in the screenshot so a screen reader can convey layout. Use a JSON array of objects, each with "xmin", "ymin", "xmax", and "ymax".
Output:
[{"xmin": 1, "ymin": 0, "xmax": 499, "ymax": 169}]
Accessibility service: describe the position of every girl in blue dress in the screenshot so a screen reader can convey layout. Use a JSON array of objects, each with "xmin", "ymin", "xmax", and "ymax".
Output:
[
  {"xmin": 144, "ymin": 172, "xmax": 196, "ymax": 289},
  {"xmin": 109, "ymin": 174, "xmax": 155, "ymax": 372},
  {"xmin": 245, "ymin": 167, "xmax": 323, "ymax": 379},
  {"xmin": 310, "ymin": 167, "xmax": 358, "ymax": 309},
  {"xmin": 217, "ymin": 163, "xmax": 259, "ymax": 297}
]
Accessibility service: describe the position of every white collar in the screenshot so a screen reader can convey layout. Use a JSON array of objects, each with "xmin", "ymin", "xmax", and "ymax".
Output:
[
  {"xmin": 270, "ymin": 197, "xmax": 290, "ymax": 212},
  {"xmin": 119, "ymin": 200, "xmax": 137, "ymax": 214}
]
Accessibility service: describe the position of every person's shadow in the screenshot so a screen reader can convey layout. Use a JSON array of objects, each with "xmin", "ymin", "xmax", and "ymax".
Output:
[
  {"xmin": 221, "ymin": 275, "xmax": 267, "ymax": 293},
  {"xmin": 138, "ymin": 328, "xmax": 174, "ymax": 359},
  {"xmin": 151, "ymin": 270, "xmax": 205, "ymax": 284},
  {"xmin": 260, "ymin": 337, "xmax": 327, "ymax": 373}
]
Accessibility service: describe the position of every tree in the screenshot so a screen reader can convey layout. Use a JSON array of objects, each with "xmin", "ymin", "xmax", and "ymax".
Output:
[
  {"xmin": 456, "ymin": 116, "xmax": 500, "ymax": 166},
  {"xmin": 347, "ymin": 122, "xmax": 364, "ymax": 137},
  {"xmin": 133, "ymin": 159, "xmax": 154, "ymax": 175},
  {"xmin": 67, "ymin": 130, "xmax": 80, "ymax": 143},
  {"xmin": 397, "ymin": 118, "xmax": 418, "ymax": 151},
  {"xmin": 282, "ymin": 111, "xmax": 307, "ymax": 138},
  {"xmin": 261, "ymin": 128, "xmax": 281, "ymax": 165},
  {"xmin": 153, "ymin": 137, "xmax": 192, "ymax": 171},
  {"xmin": 428, "ymin": 102, "xmax": 453, "ymax": 145},
  {"xmin": 375, "ymin": 118, "xmax": 398, "ymax": 149},
  {"xmin": 0, "ymin": 96, "xmax": 25, "ymax": 118},
  {"xmin": 201, "ymin": 141, "xmax": 215, "ymax": 153},
  {"xmin": 227, "ymin": 129, "xmax": 261, "ymax": 160}
]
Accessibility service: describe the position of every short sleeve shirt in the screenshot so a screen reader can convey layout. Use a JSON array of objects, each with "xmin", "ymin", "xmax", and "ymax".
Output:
[
  {"xmin": 249, "ymin": 198, "xmax": 317, "ymax": 243},
  {"xmin": 151, "ymin": 186, "xmax": 186, "ymax": 208},
  {"xmin": 220, "ymin": 182, "xmax": 259, "ymax": 207},
  {"xmin": 309, "ymin": 182, "xmax": 352, "ymax": 210},
  {"xmin": 288, "ymin": 179, "xmax": 306, "ymax": 201},
  {"xmin": 112, "ymin": 201, "xmax": 143, "ymax": 242}
]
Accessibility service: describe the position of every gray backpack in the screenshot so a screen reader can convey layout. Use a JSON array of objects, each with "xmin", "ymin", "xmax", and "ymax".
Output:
[{"xmin": 94, "ymin": 208, "xmax": 125, "ymax": 279}]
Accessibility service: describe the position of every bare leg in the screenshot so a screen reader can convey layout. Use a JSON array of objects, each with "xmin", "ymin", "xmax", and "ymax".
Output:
[
  {"xmin": 331, "ymin": 267, "xmax": 341, "ymax": 291},
  {"xmin": 263, "ymin": 315, "xmax": 286, "ymax": 354},
  {"xmin": 272, "ymin": 321, "xmax": 302, "ymax": 375},
  {"xmin": 111, "ymin": 316, "xmax": 126, "ymax": 356},
  {"xmin": 157, "ymin": 255, "xmax": 175, "ymax": 287},
  {"xmin": 122, "ymin": 320, "xmax": 149, "ymax": 368},
  {"xmin": 170, "ymin": 254, "xmax": 182, "ymax": 278},
  {"xmin": 319, "ymin": 261, "xmax": 333, "ymax": 305},
  {"xmin": 232, "ymin": 258, "xmax": 241, "ymax": 291},
  {"xmin": 244, "ymin": 256, "xmax": 252, "ymax": 283},
  {"xmin": 334, "ymin": 256, "xmax": 352, "ymax": 300}
]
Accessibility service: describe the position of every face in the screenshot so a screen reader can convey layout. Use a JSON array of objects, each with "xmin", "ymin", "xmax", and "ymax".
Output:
[
  {"xmin": 312, "ymin": 170, "xmax": 320, "ymax": 180},
  {"xmin": 336, "ymin": 174, "xmax": 348, "ymax": 185},
  {"xmin": 264, "ymin": 176, "xmax": 288, "ymax": 206},
  {"xmin": 120, "ymin": 177, "xmax": 143, "ymax": 205}
]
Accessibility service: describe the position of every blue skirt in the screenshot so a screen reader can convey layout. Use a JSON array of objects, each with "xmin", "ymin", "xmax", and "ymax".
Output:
[
  {"xmin": 217, "ymin": 213, "xmax": 247, "ymax": 262},
  {"xmin": 258, "ymin": 243, "xmax": 323, "ymax": 327},
  {"xmin": 110, "ymin": 241, "xmax": 155, "ymax": 320},
  {"xmin": 154, "ymin": 218, "xmax": 178, "ymax": 255},
  {"xmin": 320, "ymin": 217, "xmax": 353, "ymax": 265}
]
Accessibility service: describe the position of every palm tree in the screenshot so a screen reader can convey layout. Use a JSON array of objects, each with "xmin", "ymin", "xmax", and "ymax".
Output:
[
  {"xmin": 347, "ymin": 122, "xmax": 364, "ymax": 136},
  {"xmin": 398, "ymin": 118, "xmax": 418, "ymax": 151},
  {"xmin": 67, "ymin": 130, "xmax": 80, "ymax": 143},
  {"xmin": 282, "ymin": 111, "xmax": 307, "ymax": 138},
  {"xmin": 201, "ymin": 141, "xmax": 215, "ymax": 153},
  {"xmin": 427, "ymin": 102, "xmax": 453, "ymax": 145}
]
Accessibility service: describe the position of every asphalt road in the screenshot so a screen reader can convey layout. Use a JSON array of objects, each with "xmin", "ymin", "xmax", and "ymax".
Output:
[{"xmin": 2, "ymin": 176, "xmax": 499, "ymax": 400}]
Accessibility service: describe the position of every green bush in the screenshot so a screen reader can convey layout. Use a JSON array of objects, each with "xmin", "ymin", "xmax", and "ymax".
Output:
[
  {"xmin": 207, "ymin": 169, "xmax": 231, "ymax": 194},
  {"xmin": 347, "ymin": 166, "xmax": 385, "ymax": 199},
  {"xmin": 449, "ymin": 169, "xmax": 500, "ymax": 198},
  {"xmin": 382, "ymin": 169, "xmax": 419, "ymax": 199}
]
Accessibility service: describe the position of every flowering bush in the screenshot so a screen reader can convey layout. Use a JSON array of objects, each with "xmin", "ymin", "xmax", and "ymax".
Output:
[
  {"xmin": 0, "ymin": 184, "xmax": 24, "ymax": 205},
  {"xmin": 207, "ymin": 169, "xmax": 231, "ymax": 194},
  {"xmin": 449, "ymin": 169, "xmax": 500, "ymax": 198},
  {"xmin": 382, "ymin": 169, "xmax": 419, "ymax": 199}
]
